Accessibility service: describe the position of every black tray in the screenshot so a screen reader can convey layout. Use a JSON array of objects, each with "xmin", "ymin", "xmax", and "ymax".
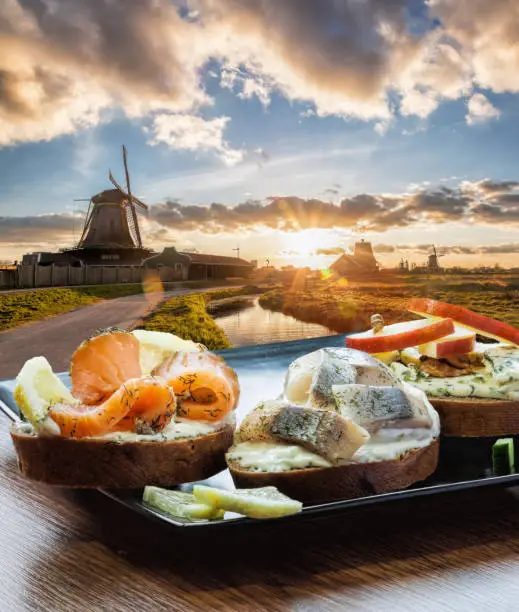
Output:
[{"xmin": 1, "ymin": 334, "xmax": 518, "ymax": 530}]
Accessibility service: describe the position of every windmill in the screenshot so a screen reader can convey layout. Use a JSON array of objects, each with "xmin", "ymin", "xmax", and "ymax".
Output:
[
  {"xmin": 427, "ymin": 245, "xmax": 444, "ymax": 272},
  {"xmin": 77, "ymin": 145, "xmax": 148, "ymax": 250},
  {"xmin": 232, "ymin": 246, "xmax": 240, "ymax": 260}
]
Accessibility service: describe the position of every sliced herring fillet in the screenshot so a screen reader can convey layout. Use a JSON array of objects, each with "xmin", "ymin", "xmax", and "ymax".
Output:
[
  {"xmin": 284, "ymin": 347, "xmax": 400, "ymax": 410},
  {"xmin": 333, "ymin": 384, "xmax": 432, "ymax": 430},
  {"xmin": 236, "ymin": 400, "xmax": 369, "ymax": 463},
  {"xmin": 284, "ymin": 348, "xmax": 356, "ymax": 409}
]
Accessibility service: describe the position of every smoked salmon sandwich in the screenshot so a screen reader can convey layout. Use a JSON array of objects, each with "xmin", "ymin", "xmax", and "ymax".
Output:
[
  {"xmin": 226, "ymin": 347, "xmax": 439, "ymax": 502},
  {"xmin": 346, "ymin": 299, "xmax": 519, "ymax": 437},
  {"xmin": 10, "ymin": 329, "xmax": 238, "ymax": 488}
]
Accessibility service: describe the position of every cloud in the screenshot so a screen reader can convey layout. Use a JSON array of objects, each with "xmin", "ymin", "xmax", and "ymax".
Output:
[
  {"xmin": 407, "ymin": 187, "xmax": 470, "ymax": 219},
  {"xmin": 374, "ymin": 242, "xmax": 519, "ymax": 255},
  {"xmin": 430, "ymin": 0, "xmax": 519, "ymax": 94},
  {"xmin": 0, "ymin": 0, "xmax": 209, "ymax": 146},
  {"xmin": 0, "ymin": 213, "xmax": 75, "ymax": 241},
  {"xmin": 148, "ymin": 114, "xmax": 244, "ymax": 166},
  {"xmin": 479, "ymin": 243, "xmax": 519, "ymax": 254},
  {"xmin": 373, "ymin": 244, "xmax": 396, "ymax": 253},
  {"xmin": 1, "ymin": 0, "xmax": 519, "ymax": 150},
  {"xmin": 220, "ymin": 66, "xmax": 272, "ymax": 107},
  {"xmin": 473, "ymin": 179, "xmax": 519, "ymax": 195},
  {"xmin": 314, "ymin": 247, "xmax": 345, "ymax": 256},
  {"xmin": 465, "ymin": 93, "xmax": 501, "ymax": 125},
  {"xmin": 147, "ymin": 177, "xmax": 519, "ymax": 233}
]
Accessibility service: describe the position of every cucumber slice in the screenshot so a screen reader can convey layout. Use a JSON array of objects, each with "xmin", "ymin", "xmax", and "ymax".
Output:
[
  {"xmin": 193, "ymin": 485, "xmax": 303, "ymax": 519},
  {"xmin": 492, "ymin": 438, "xmax": 515, "ymax": 475},
  {"xmin": 142, "ymin": 487, "xmax": 224, "ymax": 521}
]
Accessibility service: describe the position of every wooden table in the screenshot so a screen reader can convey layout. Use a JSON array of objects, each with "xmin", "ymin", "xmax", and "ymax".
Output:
[{"xmin": 2, "ymin": 413, "xmax": 519, "ymax": 612}]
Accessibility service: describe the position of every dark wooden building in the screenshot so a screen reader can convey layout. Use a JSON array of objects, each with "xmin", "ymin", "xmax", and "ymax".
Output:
[
  {"xmin": 330, "ymin": 240, "xmax": 379, "ymax": 277},
  {"xmin": 143, "ymin": 247, "xmax": 255, "ymax": 281}
]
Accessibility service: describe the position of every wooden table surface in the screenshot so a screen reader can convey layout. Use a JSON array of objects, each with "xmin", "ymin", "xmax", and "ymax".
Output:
[{"xmin": 2, "ymin": 413, "xmax": 519, "ymax": 612}]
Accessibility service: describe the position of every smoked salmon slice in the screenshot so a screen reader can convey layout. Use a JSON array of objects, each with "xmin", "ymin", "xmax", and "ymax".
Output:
[
  {"xmin": 117, "ymin": 376, "xmax": 176, "ymax": 432},
  {"xmin": 70, "ymin": 329, "xmax": 141, "ymax": 405},
  {"xmin": 50, "ymin": 377, "xmax": 175, "ymax": 438},
  {"xmin": 154, "ymin": 351, "xmax": 239, "ymax": 422}
]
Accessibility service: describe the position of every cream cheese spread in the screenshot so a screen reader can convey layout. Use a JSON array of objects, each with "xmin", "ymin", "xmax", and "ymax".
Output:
[
  {"xmin": 391, "ymin": 345, "xmax": 519, "ymax": 400},
  {"xmin": 227, "ymin": 441, "xmax": 332, "ymax": 472},
  {"xmin": 229, "ymin": 424, "xmax": 436, "ymax": 471},
  {"xmin": 16, "ymin": 413, "xmax": 234, "ymax": 442}
]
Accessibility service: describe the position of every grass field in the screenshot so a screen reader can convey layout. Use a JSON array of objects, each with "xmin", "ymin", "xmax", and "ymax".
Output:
[
  {"xmin": 0, "ymin": 284, "xmax": 148, "ymax": 332},
  {"xmin": 258, "ymin": 273, "xmax": 519, "ymax": 333},
  {"xmin": 136, "ymin": 286, "xmax": 265, "ymax": 350},
  {"xmin": 0, "ymin": 280, "xmax": 249, "ymax": 332}
]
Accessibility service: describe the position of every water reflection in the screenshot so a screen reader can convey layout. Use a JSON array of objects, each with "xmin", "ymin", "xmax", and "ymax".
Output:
[{"xmin": 215, "ymin": 297, "xmax": 333, "ymax": 346}]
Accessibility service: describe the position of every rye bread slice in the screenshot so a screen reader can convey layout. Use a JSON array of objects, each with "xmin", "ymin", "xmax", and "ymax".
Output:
[
  {"xmin": 227, "ymin": 439, "xmax": 439, "ymax": 503},
  {"xmin": 430, "ymin": 397, "xmax": 519, "ymax": 437},
  {"xmin": 11, "ymin": 423, "xmax": 234, "ymax": 488}
]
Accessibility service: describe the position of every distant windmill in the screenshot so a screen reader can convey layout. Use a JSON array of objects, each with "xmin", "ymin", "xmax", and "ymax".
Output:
[
  {"xmin": 427, "ymin": 245, "xmax": 445, "ymax": 272},
  {"xmin": 232, "ymin": 246, "xmax": 240, "ymax": 260},
  {"xmin": 77, "ymin": 145, "xmax": 148, "ymax": 250}
]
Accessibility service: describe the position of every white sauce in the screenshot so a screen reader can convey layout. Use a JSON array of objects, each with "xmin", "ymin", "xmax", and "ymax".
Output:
[{"xmin": 227, "ymin": 441, "xmax": 332, "ymax": 472}]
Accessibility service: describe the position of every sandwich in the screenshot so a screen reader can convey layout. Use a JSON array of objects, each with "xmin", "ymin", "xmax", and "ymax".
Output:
[
  {"xmin": 226, "ymin": 347, "xmax": 439, "ymax": 502},
  {"xmin": 346, "ymin": 299, "xmax": 519, "ymax": 437},
  {"xmin": 10, "ymin": 328, "xmax": 238, "ymax": 488}
]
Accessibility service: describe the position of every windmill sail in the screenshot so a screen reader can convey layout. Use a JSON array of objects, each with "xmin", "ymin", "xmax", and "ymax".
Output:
[{"xmin": 122, "ymin": 145, "xmax": 142, "ymax": 248}]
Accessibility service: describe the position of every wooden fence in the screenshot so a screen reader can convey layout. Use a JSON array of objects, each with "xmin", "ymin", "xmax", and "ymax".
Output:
[{"xmin": 0, "ymin": 265, "xmax": 145, "ymax": 289}]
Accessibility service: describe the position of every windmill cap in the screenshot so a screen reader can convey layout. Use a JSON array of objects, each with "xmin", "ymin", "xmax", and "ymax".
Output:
[{"xmin": 92, "ymin": 189, "xmax": 128, "ymax": 204}]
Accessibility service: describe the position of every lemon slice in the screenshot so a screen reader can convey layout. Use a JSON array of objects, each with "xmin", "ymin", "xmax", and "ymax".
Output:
[
  {"xmin": 372, "ymin": 350, "xmax": 400, "ymax": 365},
  {"xmin": 193, "ymin": 485, "xmax": 303, "ymax": 519},
  {"xmin": 131, "ymin": 330, "xmax": 204, "ymax": 375},
  {"xmin": 142, "ymin": 486, "xmax": 224, "ymax": 521},
  {"xmin": 14, "ymin": 356, "xmax": 75, "ymax": 433}
]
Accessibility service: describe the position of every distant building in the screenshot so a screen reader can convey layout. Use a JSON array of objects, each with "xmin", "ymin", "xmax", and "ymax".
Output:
[
  {"xmin": 143, "ymin": 247, "xmax": 255, "ymax": 281},
  {"xmin": 330, "ymin": 240, "xmax": 379, "ymax": 276}
]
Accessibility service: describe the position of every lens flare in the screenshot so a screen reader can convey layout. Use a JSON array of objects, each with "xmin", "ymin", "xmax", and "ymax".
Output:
[
  {"xmin": 320, "ymin": 267, "xmax": 332, "ymax": 281},
  {"xmin": 142, "ymin": 270, "xmax": 164, "ymax": 305}
]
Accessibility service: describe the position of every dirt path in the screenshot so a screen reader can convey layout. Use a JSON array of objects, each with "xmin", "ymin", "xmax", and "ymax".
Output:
[{"xmin": 0, "ymin": 286, "xmax": 233, "ymax": 379}]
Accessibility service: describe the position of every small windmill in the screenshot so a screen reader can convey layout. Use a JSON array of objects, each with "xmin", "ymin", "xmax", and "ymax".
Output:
[
  {"xmin": 77, "ymin": 145, "xmax": 148, "ymax": 249},
  {"xmin": 232, "ymin": 246, "xmax": 240, "ymax": 260},
  {"xmin": 427, "ymin": 245, "xmax": 444, "ymax": 272}
]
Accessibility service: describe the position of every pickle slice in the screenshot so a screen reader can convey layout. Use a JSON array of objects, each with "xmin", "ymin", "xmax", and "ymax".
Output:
[
  {"xmin": 492, "ymin": 438, "xmax": 515, "ymax": 476},
  {"xmin": 193, "ymin": 485, "xmax": 302, "ymax": 519},
  {"xmin": 142, "ymin": 487, "xmax": 224, "ymax": 521}
]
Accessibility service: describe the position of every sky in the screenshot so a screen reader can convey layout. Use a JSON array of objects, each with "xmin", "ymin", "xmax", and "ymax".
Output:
[{"xmin": 1, "ymin": 0, "xmax": 519, "ymax": 269}]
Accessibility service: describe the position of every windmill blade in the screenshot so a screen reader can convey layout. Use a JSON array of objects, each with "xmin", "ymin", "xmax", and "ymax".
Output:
[
  {"xmin": 121, "ymin": 144, "xmax": 143, "ymax": 248},
  {"xmin": 132, "ymin": 201, "xmax": 149, "ymax": 218},
  {"xmin": 78, "ymin": 198, "xmax": 94, "ymax": 246},
  {"xmin": 122, "ymin": 145, "xmax": 132, "ymax": 195},
  {"xmin": 109, "ymin": 170, "xmax": 147, "ymax": 212},
  {"xmin": 132, "ymin": 195, "xmax": 148, "ymax": 209},
  {"xmin": 108, "ymin": 170, "xmax": 127, "ymax": 195}
]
